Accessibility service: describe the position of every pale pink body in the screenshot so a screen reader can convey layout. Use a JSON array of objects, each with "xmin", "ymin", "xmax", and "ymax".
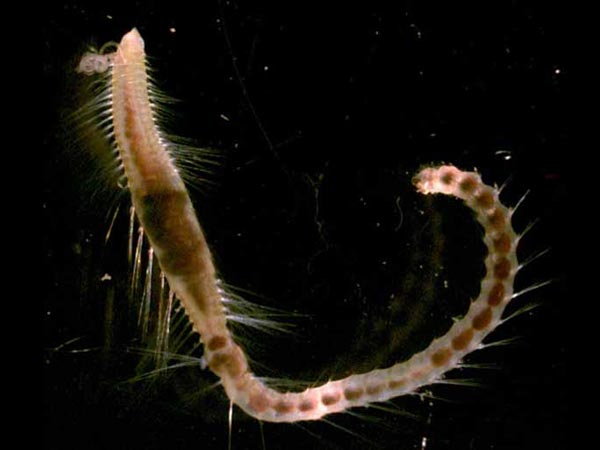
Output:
[{"xmin": 90, "ymin": 28, "xmax": 521, "ymax": 423}]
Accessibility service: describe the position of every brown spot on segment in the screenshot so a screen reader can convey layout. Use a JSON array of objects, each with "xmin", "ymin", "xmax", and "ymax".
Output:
[
  {"xmin": 475, "ymin": 188, "xmax": 495, "ymax": 210},
  {"xmin": 440, "ymin": 169, "xmax": 456, "ymax": 185},
  {"xmin": 459, "ymin": 175, "xmax": 479, "ymax": 194},
  {"xmin": 472, "ymin": 307, "xmax": 493, "ymax": 330},
  {"xmin": 321, "ymin": 391, "xmax": 341, "ymax": 406},
  {"xmin": 452, "ymin": 328, "xmax": 474, "ymax": 350},
  {"xmin": 207, "ymin": 346, "xmax": 246, "ymax": 378},
  {"xmin": 207, "ymin": 335, "xmax": 228, "ymax": 351},
  {"xmin": 493, "ymin": 258, "xmax": 512, "ymax": 280},
  {"xmin": 226, "ymin": 346, "xmax": 247, "ymax": 378},
  {"xmin": 488, "ymin": 208, "xmax": 507, "ymax": 231},
  {"xmin": 493, "ymin": 233, "xmax": 512, "ymax": 254},
  {"xmin": 487, "ymin": 283, "xmax": 506, "ymax": 306},
  {"xmin": 388, "ymin": 379, "xmax": 406, "ymax": 390},
  {"xmin": 343, "ymin": 387, "xmax": 364, "ymax": 401},
  {"xmin": 248, "ymin": 391, "xmax": 270, "ymax": 414},
  {"xmin": 208, "ymin": 353, "xmax": 228, "ymax": 372},
  {"xmin": 274, "ymin": 399, "xmax": 295, "ymax": 414},
  {"xmin": 431, "ymin": 348, "xmax": 453, "ymax": 367},
  {"xmin": 366, "ymin": 384, "xmax": 384, "ymax": 396},
  {"xmin": 299, "ymin": 399, "xmax": 317, "ymax": 412}
]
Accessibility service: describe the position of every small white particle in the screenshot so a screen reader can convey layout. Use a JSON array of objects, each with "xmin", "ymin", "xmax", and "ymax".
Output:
[
  {"xmin": 169, "ymin": 27, "xmax": 176, "ymax": 34},
  {"xmin": 220, "ymin": 114, "xmax": 230, "ymax": 122},
  {"xmin": 495, "ymin": 149, "xmax": 513, "ymax": 161}
]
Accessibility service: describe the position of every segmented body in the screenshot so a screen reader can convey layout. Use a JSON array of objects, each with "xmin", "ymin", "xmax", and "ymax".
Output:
[{"xmin": 83, "ymin": 28, "xmax": 520, "ymax": 423}]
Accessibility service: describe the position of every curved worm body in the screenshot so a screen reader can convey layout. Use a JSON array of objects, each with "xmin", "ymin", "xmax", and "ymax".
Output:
[{"xmin": 84, "ymin": 28, "xmax": 520, "ymax": 423}]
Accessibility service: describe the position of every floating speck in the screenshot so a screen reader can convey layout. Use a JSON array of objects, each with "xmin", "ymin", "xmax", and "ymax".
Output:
[{"xmin": 495, "ymin": 149, "xmax": 513, "ymax": 161}]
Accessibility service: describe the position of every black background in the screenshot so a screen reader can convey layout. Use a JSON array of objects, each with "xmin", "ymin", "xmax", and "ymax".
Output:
[{"xmin": 43, "ymin": 1, "xmax": 567, "ymax": 449}]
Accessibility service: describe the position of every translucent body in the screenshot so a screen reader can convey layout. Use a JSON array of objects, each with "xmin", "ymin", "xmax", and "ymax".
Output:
[{"xmin": 83, "ymin": 28, "xmax": 521, "ymax": 423}]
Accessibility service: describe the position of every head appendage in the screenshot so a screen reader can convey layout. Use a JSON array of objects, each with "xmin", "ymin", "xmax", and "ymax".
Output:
[{"xmin": 76, "ymin": 41, "xmax": 118, "ymax": 75}]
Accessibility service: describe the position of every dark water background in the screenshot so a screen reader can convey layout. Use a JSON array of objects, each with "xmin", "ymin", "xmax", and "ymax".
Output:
[{"xmin": 43, "ymin": 2, "xmax": 567, "ymax": 449}]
